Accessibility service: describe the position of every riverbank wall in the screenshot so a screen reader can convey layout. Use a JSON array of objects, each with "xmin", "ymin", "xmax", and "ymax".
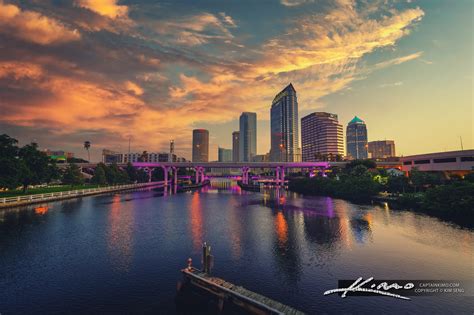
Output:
[{"xmin": 0, "ymin": 181, "xmax": 166, "ymax": 209}]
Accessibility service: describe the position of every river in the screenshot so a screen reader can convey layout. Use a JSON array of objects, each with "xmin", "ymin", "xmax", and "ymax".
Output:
[{"xmin": 0, "ymin": 179, "xmax": 472, "ymax": 314}]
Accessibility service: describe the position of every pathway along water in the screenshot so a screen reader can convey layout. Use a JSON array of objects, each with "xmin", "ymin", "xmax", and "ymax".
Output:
[{"xmin": 0, "ymin": 178, "xmax": 472, "ymax": 314}]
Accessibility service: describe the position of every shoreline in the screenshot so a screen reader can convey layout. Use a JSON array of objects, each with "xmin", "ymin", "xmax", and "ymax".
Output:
[{"xmin": 0, "ymin": 181, "xmax": 166, "ymax": 209}]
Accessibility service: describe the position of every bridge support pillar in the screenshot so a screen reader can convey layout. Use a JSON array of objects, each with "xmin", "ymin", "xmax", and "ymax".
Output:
[
  {"xmin": 275, "ymin": 167, "xmax": 280, "ymax": 186},
  {"xmin": 173, "ymin": 167, "xmax": 178, "ymax": 186},
  {"xmin": 161, "ymin": 166, "xmax": 169, "ymax": 185},
  {"xmin": 148, "ymin": 168, "xmax": 153, "ymax": 183},
  {"xmin": 200, "ymin": 167, "xmax": 205, "ymax": 183},
  {"xmin": 280, "ymin": 167, "xmax": 285, "ymax": 185}
]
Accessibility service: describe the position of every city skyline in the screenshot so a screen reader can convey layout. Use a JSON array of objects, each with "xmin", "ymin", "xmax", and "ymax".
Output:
[{"xmin": 0, "ymin": 0, "xmax": 472, "ymax": 161}]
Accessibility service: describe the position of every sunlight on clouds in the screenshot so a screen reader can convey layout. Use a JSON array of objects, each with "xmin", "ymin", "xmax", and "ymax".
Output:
[
  {"xmin": 0, "ymin": 1, "xmax": 80, "ymax": 45},
  {"xmin": 75, "ymin": 0, "xmax": 128, "ymax": 19}
]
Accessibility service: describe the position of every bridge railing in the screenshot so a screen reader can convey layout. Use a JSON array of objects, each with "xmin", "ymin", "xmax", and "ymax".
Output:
[{"xmin": 0, "ymin": 181, "xmax": 164, "ymax": 205}]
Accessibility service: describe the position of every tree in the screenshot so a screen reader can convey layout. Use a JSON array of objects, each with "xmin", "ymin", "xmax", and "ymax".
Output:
[
  {"xmin": 91, "ymin": 164, "xmax": 107, "ymax": 185},
  {"xmin": 84, "ymin": 141, "xmax": 91, "ymax": 162},
  {"xmin": 464, "ymin": 172, "xmax": 474, "ymax": 183},
  {"xmin": 18, "ymin": 143, "xmax": 52, "ymax": 192},
  {"xmin": 62, "ymin": 164, "xmax": 84, "ymax": 186},
  {"xmin": 139, "ymin": 151, "xmax": 148, "ymax": 162},
  {"xmin": 0, "ymin": 134, "xmax": 21, "ymax": 189},
  {"xmin": 387, "ymin": 175, "xmax": 409, "ymax": 194},
  {"xmin": 125, "ymin": 162, "xmax": 138, "ymax": 182}
]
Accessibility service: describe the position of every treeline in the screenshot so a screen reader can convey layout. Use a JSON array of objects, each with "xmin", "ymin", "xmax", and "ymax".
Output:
[
  {"xmin": 288, "ymin": 160, "xmax": 474, "ymax": 225},
  {"xmin": 1, "ymin": 134, "xmax": 61, "ymax": 192},
  {"xmin": 0, "ymin": 134, "xmax": 155, "ymax": 192}
]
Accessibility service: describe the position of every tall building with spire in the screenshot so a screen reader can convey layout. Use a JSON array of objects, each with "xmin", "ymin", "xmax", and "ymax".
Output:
[
  {"xmin": 192, "ymin": 129, "xmax": 209, "ymax": 162},
  {"xmin": 346, "ymin": 116, "xmax": 368, "ymax": 159},
  {"xmin": 270, "ymin": 83, "xmax": 299, "ymax": 162},
  {"xmin": 239, "ymin": 112, "xmax": 257, "ymax": 162}
]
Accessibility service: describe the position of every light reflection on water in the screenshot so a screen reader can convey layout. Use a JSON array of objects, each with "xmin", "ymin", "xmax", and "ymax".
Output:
[{"xmin": 0, "ymin": 179, "xmax": 472, "ymax": 314}]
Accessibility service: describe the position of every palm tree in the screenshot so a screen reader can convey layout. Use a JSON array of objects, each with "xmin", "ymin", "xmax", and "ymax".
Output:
[{"xmin": 84, "ymin": 141, "xmax": 91, "ymax": 162}]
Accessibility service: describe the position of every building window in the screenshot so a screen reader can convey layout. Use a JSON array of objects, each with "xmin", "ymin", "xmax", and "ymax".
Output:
[
  {"xmin": 414, "ymin": 159, "xmax": 430, "ymax": 165},
  {"xmin": 433, "ymin": 158, "xmax": 457, "ymax": 163},
  {"xmin": 403, "ymin": 161, "xmax": 412, "ymax": 165},
  {"xmin": 460, "ymin": 156, "xmax": 474, "ymax": 162}
]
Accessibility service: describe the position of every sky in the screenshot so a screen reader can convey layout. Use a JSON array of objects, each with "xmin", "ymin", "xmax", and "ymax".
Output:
[{"xmin": 0, "ymin": 0, "xmax": 472, "ymax": 162}]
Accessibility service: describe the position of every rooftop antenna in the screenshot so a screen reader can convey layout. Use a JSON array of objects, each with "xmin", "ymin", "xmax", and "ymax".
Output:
[{"xmin": 460, "ymin": 136, "xmax": 464, "ymax": 151}]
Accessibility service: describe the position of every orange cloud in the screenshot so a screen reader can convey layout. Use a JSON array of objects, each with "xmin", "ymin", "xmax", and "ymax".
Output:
[
  {"xmin": 75, "ymin": 0, "xmax": 128, "ymax": 19},
  {"xmin": 0, "ymin": 1, "xmax": 80, "ymax": 45}
]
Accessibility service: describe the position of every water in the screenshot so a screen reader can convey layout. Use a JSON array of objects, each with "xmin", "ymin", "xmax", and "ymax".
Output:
[{"xmin": 0, "ymin": 179, "xmax": 472, "ymax": 314}]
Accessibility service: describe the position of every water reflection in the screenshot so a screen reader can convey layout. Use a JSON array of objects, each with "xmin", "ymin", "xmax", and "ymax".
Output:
[
  {"xmin": 189, "ymin": 192, "xmax": 203, "ymax": 253},
  {"xmin": 34, "ymin": 205, "xmax": 49, "ymax": 215},
  {"xmin": 107, "ymin": 194, "xmax": 134, "ymax": 272}
]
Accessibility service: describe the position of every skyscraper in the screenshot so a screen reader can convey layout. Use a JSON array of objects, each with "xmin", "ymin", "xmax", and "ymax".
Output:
[
  {"xmin": 301, "ymin": 112, "xmax": 343, "ymax": 161},
  {"xmin": 192, "ymin": 129, "xmax": 209, "ymax": 162},
  {"xmin": 232, "ymin": 131, "xmax": 240, "ymax": 162},
  {"xmin": 346, "ymin": 116, "xmax": 368, "ymax": 159},
  {"xmin": 239, "ymin": 112, "xmax": 257, "ymax": 162},
  {"xmin": 270, "ymin": 83, "xmax": 299, "ymax": 162},
  {"xmin": 368, "ymin": 140, "xmax": 396, "ymax": 159},
  {"xmin": 218, "ymin": 147, "xmax": 232, "ymax": 162}
]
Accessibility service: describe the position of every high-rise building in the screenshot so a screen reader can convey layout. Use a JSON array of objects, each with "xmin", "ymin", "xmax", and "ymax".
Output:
[
  {"xmin": 232, "ymin": 131, "xmax": 240, "ymax": 162},
  {"xmin": 368, "ymin": 140, "xmax": 396, "ymax": 159},
  {"xmin": 270, "ymin": 83, "xmax": 299, "ymax": 162},
  {"xmin": 239, "ymin": 112, "xmax": 257, "ymax": 162},
  {"xmin": 301, "ymin": 112, "xmax": 344, "ymax": 161},
  {"xmin": 218, "ymin": 147, "xmax": 232, "ymax": 162},
  {"xmin": 192, "ymin": 129, "xmax": 209, "ymax": 162},
  {"xmin": 346, "ymin": 116, "xmax": 368, "ymax": 159}
]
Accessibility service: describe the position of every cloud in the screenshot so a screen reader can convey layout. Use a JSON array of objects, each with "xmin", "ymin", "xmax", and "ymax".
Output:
[
  {"xmin": 374, "ymin": 51, "xmax": 424, "ymax": 69},
  {"xmin": 0, "ymin": 0, "xmax": 426, "ymax": 159},
  {"xmin": 74, "ymin": 0, "xmax": 128, "ymax": 19},
  {"xmin": 0, "ymin": 1, "xmax": 80, "ymax": 45},
  {"xmin": 379, "ymin": 81, "xmax": 404, "ymax": 88},
  {"xmin": 280, "ymin": 0, "xmax": 315, "ymax": 7},
  {"xmin": 152, "ymin": 12, "xmax": 238, "ymax": 47}
]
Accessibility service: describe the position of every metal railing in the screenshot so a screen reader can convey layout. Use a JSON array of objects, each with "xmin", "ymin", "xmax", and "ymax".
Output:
[{"xmin": 0, "ymin": 181, "xmax": 165, "ymax": 205}]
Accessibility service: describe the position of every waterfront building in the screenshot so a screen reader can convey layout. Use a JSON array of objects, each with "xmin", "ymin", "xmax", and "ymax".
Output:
[
  {"xmin": 400, "ymin": 149, "xmax": 474, "ymax": 176},
  {"xmin": 269, "ymin": 83, "xmax": 299, "ymax": 162},
  {"xmin": 368, "ymin": 140, "xmax": 396, "ymax": 159},
  {"xmin": 102, "ymin": 149, "xmax": 188, "ymax": 163},
  {"xmin": 301, "ymin": 112, "xmax": 344, "ymax": 161},
  {"xmin": 232, "ymin": 131, "xmax": 240, "ymax": 162},
  {"xmin": 192, "ymin": 129, "xmax": 209, "ymax": 162},
  {"xmin": 346, "ymin": 116, "xmax": 368, "ymax": 159},
  {"xmin": 218, "ymin": 147, "xmax": 233, "ymax": 162},
  {"xmin": 239, "ymin": 112, "xmax": 257, "ymax": 162}
]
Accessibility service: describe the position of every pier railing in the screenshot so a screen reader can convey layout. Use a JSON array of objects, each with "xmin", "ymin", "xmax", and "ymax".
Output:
[{"xmin": 0, "ymin": 181, "xmax": 165, "ymax": 206}]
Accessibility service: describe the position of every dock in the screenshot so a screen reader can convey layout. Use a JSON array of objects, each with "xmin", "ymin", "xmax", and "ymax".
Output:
[{"xmin": 180, "ymin": 244, "xmax": 305, "ymax": 315}]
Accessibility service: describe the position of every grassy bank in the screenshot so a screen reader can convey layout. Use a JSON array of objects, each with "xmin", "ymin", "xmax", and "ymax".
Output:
[{"xmin": 0, "ymin": 184, "xmax": 103, "ymax": 198}]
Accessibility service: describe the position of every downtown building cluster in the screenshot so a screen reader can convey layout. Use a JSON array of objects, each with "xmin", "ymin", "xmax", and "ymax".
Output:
[{"xmin": 192, "ymin": 83, "xmax": 396, "ymax": 163}]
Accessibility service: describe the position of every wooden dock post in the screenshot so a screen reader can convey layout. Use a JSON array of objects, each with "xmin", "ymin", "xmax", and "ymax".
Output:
[{"xmin": 202, "ymin": 242, "xmax": 213, "ymax": 275}]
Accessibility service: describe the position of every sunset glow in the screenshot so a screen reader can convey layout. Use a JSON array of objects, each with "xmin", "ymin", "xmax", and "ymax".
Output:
[{"xmin": 0, "ymin": 0, "xmax": 471, "ymax": 160}]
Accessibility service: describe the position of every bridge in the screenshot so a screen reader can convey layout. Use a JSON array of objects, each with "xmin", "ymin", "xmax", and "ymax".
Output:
[{"xmin": 59, "ymin": 161, "xmax": 402, "ymax": 186}]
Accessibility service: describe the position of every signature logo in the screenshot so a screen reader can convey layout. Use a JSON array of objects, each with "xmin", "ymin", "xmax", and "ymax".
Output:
[{"xmin": 324, "ymin": 277, "xmax": 414, "ymax": 300}]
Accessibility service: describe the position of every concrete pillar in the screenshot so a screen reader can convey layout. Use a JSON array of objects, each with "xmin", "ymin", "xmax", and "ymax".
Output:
[
  {"xmin": 195, "ymin": 168, "xmax": 200, "ymax": 184},
  {"xmin": 148, "ymin": 168, "xmax": 153, "ymax": 183},
  {"xmin": 162, "ymin": 166, "xmax": 168, "ymax": 185},
  {"xmin": 276, "ymin": 167, "xmax": 280, "ymax": 185},
  {"xmin": 173, "ymin": 167, "xmax": 178, "ymax": 185},
  {"xmin": 280, "ymin": 167, "xmax": 285, "ymax": 185},
  {"xmin": 200, "ymin": 167, "xmax": 205, "ymax": 183}
]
